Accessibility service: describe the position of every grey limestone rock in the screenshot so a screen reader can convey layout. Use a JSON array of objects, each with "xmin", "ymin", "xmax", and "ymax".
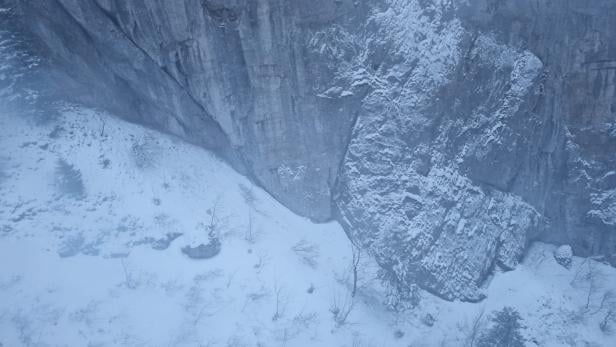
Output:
[{"xmin": 8, "ymin": 0, "xmax": 616, "ymax": 301}]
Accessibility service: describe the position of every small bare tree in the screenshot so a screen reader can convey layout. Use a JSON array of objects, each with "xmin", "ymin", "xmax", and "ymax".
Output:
[
  {"xmin": 330, "ymin": 293, "xmax": 354, "ymax": 326},
  {"xmin": 272, "ymin": 281, "xmax": 287, "ymax": 322},
  {"xmin": 254, "ymin": 254, "xmax": 268, "ymax": 273},
  {"xmin": 292, "ymin": 240, "xmax": 319, "ymax": 268},
  {"xmin": 465, "ymin": 308, "xmax": 486, "ymax": 347},
  {"xmin": 244, "ymin": 207, "xmax": 255, "ymax": 243},
  {"xmin": 206, "ymin": 198, "xmax": 221, "ymax": 238},
  {"xmin": 591, "ymin": 290, "xmax": 616, "ymax": 334},
  {"xmin": 120, "ymin": 258, "xmax": 137, "ymax": 289},
  {"xmin": 204, "ymin": 196, "xmax": 232, "ymax": 240},
  {"xmin": 585, "ymin": 260, "xmax": 596, "ymax": 310},
  {"xmin": 99, "ymin": 117, "xmax": 106, "ymax": 137},
  {"xmin": 571, "ymin": 258, "xmax": 603, "ymax": 313},
  {"xmin": 351, "ymin": 242, "xmax": 362, "ymax": 297},
  {"xmin": 239, "ymin": 183, "xmax": 257, "ymax": 207}
]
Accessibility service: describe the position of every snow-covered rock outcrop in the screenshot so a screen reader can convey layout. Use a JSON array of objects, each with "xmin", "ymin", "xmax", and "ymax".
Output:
[{"xmin": 554, "ymin": 245, "xmax": 573, "ymax": 269}]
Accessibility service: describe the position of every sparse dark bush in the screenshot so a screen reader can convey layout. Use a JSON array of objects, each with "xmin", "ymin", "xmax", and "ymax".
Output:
[
  {"xmin": 238, "ymin": 183, "xmax": 256, "ymax": 206},
  {"xmin": 48, "ymin": 125, "xmax": 64, "ymax": 139},
  {"xmin": 182, "ymin": 203, "xmax": 223, "ymax": 259},
  {"xmin": 330, "ymin": 293, "xmax": 354, "ymax": 326},
  {"xmin": 422, "ymin": 313, "xmax": 436, "ymax": 327},
  {"xmin": 292, "ymin": 239, "xmax": 319, "ymax": 268},
  {"xmin": 477, "ymin": 307, "xmax": 525, "ymax": 347},
  {"xmin": 100, "ymin": 157, "xmax": 111, "ymax": 169},
  {"xmin": 600, "ymin": 309, "xmax": 615, "ymax": 333},
  {"xmin": 131, "ymin": 135, "xmax": 158, "ymax": 169},
  {"xmin": 57, "ymin": 234, "xmax": 85, "ymax": 258},
  {"xmin": 393, "ymin": 329, "xmax": 404, "ymax": 339},
  {"xmin": 55, "ymin": 158, "xmax": 85, "ymax": 198},
  {"xmin": 151, "ymin": 232, "xmax": 182, "ymax": 251}
]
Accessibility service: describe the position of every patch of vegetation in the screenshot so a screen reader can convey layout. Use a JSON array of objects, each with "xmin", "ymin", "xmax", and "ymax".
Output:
[
  {"xmin": 477, "ymin": 307, "xmax": 525, "ymax": 347},
  {"xmin": 131, "ymin": 135, "xmax": 159, "ymax": 169},
  {"xmin": 55, "ymin": 158, "xmax": 85, "ymax": 198}
]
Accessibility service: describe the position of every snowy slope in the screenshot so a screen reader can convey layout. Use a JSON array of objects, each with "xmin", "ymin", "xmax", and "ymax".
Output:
[{"xmin": 1, "ymin": 107, "xmax": 615, "ymax": 346}]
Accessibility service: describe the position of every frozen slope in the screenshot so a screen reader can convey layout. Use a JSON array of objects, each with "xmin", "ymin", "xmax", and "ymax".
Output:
[
  {"xmin": 0, "ymin": 108, "xmax": 614, "ymax": 346},
  {"xmin": 0, "ymin": 107, "xmax": 373, "ymax": 346}
]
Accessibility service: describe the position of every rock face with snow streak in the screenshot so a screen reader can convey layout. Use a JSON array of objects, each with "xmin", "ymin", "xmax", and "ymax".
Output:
[
  {"xmin": 332, "ymin": 2, "xmax": 548, "ymax": 299},
  {"xmin": 14, "ymin": 0, "xmax": 371, "ymax": 221},
  {"xmin": 334, "ymin": 0, "xmax": 616, "ymax": 300},
  {"xmin": 9, "ymin": 0, "xmax": 616, "ymax": 300}
]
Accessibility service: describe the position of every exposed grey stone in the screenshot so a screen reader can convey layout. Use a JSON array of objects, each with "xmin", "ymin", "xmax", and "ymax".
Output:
[
  {"xmin": 8, "ymin": 0, "xmax": 616, "ymax": 301},
  {"xmin": 554, "ymin": 245, "xmax": 573, "ymax": 269},
  {"xmin": 181, "ymin": 240, "xmax": 221, "ymax": 260}
]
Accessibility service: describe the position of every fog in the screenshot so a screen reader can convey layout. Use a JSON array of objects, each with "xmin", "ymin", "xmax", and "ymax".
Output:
[{"xmin": 1, "ymin": 1, "xmax": 615, "ymax": 346}]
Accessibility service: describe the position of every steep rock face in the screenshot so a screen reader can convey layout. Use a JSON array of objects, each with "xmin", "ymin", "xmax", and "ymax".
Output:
[
  {"xmin": 12, "ymin": 0, "xmax": 234, "ymax": 159},
  {"xmin": 335, "ymin": 0, "xmax": 616, "ymax": 300},
  {"xmin": 17, "ymin": 0, "xmax": 369, "ymax": 221},
  {"xmin": 333, "ymin": 0, "xmax": 547, "ymax": 300},
  {"xmin": 11, "ymin": 0, "xmax": 616, "ymax": 301}
]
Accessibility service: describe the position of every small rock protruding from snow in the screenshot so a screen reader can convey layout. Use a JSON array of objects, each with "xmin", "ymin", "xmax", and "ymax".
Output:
[
  {"xmin": 421, "ymin": 313, "xmax": 436, "ymax": 327},
  {"xmin": 554, "ymin": 245, "xmax": 573, "ymax": 269},
  {"xmin": 181, "ymin": 240, "xmax": 221, "ymax": 259}
]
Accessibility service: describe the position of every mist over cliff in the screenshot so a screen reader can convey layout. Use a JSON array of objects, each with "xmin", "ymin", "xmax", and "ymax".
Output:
[{"xmin": 1, "ymin": 1, "xmax": 616, "ymax": 345}]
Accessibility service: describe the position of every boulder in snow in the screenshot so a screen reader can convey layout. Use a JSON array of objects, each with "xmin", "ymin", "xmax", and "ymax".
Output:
[
  {"xmin": 554, "ymin": 245, "xmax": 573, "ymax": 269},
  {"xmin": 181, "ymin": 240, "xmax": 221, "ymax": 259}
]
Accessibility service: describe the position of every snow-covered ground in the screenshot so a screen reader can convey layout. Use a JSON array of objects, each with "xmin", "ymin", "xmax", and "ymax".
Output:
[{"xmin": 1, "ymin": 107, "xmax": 615, "ymax": 347}]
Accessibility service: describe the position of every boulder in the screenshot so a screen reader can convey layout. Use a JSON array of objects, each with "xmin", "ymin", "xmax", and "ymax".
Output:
[{"xmin": 554, "ymin": 245, "xmax": 573, "ymax": 269}]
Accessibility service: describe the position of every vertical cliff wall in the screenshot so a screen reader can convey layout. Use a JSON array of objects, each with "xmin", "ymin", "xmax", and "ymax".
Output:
[
  {"xmin": 10, "ymin": 0, "xmax": 615, "ymax": 301},
  {"xmin": 335, "ymin": 0, "xmax": 616, "ymax": 300},
  {"xmin": 16, "ymin": 0, "xmax": 372, "ymax": 221}
]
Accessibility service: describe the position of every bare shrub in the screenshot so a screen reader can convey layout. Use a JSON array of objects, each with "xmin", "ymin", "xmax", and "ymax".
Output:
[
  {"xmin": 131, "ymin": 135, "xmax": 159, "ymax": 169},
  {"xmin": 292, "ymin": 239, "xmax": 319, "ymax": 268},
  {"xmin": 244, "ymin": 207, "xmax": 257, "ymax": 243},
  {"xmin": 292, "ymin": 311, "xmax": 318, "ymax": 330},
  {"xmin": 120, "ymin": 258, "xmax": 137, "ymax": 289},
  {"xmin": 238, "ymin": 183, "xmax": 257, "ymax": 207},
  {"xmin": 181, "ymin": 200, "xmax": 227, "ymax": 259},
  {"xmin": 600, "ymin": 309, "xmax": 615, "ymax": 333},
  {"xmin": 330, "ymin": 293, "xmax": 354, "ymax": 326},
  {"xmin": 272, "ymin": 282, "xmax": 287, "ymax": 321},
  {"xmin": 351, "ymin": 242, "xmax": 362, "ymax": 297},
  {"xmin": 253, "ymin": 254, "xmax": 268, "ymax": 273},
  {"xmin": 464, "ymin": 308, "xmax": 486, "ymax": 347},
  {"xmin": 572, "ymin": 259, "xmax": 615, "ymax": 322},
  {"xmin": 55, "ymin": 158, "xmax": 85, "ymax": 198}
]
